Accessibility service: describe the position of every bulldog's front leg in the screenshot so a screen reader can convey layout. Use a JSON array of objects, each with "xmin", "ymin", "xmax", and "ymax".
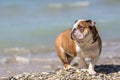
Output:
[
  {"xmin": 78, "ymin": 58, "xmax": 88, "ymax": 69},
  {"xmin": 88, "ymin": 62, "xmax": 96, "ymax": 75},
  {"xmin": 77, "ymin": 52, "xmax": 88, "ymax": 69},
  {"xmin": 88, "ymin": 56, "xmax": 99, "ymax": 75},
  {"xmin": 77, "ymin": 55, "xmax": 88, "ymax": 69}
]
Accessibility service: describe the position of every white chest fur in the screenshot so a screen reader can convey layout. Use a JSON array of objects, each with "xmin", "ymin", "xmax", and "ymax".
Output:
[{"xmin": 76, "ymin": 43, "xmax": 81, "ymax": 52}]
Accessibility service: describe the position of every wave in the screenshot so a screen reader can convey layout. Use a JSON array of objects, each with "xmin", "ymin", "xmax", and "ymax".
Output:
[
  {"xmin": 0, "ymin": 56, "xmax": 30, "ymax": 64},
  {"xmin": 4, "ymin": 47, "xmax": 31, "ymax": 54},
  {"xmin": 0, "ymin": 55, "xmax": 59, "ymax": 64},
  {"xmin": 48, "ymin": 1, "xmax": 90, "ymax": 9},
  {"xmin": 0, "ymin": 41, "xmax": 120, "ymax": 64}
]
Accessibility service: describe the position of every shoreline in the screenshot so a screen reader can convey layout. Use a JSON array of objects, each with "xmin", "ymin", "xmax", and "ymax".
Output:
[
  {"xmin": 0, "ymin": 55, "xmax": 120, "ymax": 77},
  {"xmin": 0, "ymin": 41, "xmax": 120, "ymax": 77}
]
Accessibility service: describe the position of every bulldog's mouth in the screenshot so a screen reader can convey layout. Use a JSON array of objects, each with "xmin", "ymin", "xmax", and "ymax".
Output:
[{"xmin": 76, "ymin": 38, "xmax": 84, "ymax": 43}]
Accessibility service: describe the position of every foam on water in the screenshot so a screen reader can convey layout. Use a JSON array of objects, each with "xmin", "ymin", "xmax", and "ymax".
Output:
[
  {"xmin": 48, "ymin": 1, "xmax": 89, "ymax": 9},
  {"xmin": 0, "ymin": 41, "xmax": 119, "ymax": 64},
  {"xmin": 0, "ymin": 41, "xmax": 119, "ymax": 77}
]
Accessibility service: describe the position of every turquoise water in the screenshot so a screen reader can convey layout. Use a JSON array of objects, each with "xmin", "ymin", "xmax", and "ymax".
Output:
[
  {"xmin": 0, "ymin": 0, "xmax": 120, "ymax": 77},
  {"xmin": 0, "ymin": 0, "xmax": 120, "ymax": 48}
]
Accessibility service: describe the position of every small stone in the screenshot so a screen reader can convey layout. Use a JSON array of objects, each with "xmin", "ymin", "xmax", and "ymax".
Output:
[
  {"xmin": 118, "ymin": 71, "xmax": 120, "ymax": 73},
  {"xmin": 0, "ymin": 77, "xmax": 8, "ymax": 80}
]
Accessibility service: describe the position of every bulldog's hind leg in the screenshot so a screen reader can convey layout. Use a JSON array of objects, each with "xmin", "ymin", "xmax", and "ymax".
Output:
[{"xmin": 56, "ymin": 47, "xmax": 74, "ymax": 69}]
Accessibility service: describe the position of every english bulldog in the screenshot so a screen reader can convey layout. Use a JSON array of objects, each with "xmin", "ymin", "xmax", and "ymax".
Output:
[{"xmin": 55, "ymin": 19, "xmax": 102, "ymax": 75}]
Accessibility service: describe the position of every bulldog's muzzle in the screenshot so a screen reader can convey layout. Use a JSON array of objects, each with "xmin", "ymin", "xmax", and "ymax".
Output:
[{"xmin": 71, "ymin": 29, "xmax": 84, "ymax": 41}]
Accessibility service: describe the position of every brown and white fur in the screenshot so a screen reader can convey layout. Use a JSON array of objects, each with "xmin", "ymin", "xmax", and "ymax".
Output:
[{"xmin": 55, "ymin": 19, "xmax": 102, "ymax": 75}]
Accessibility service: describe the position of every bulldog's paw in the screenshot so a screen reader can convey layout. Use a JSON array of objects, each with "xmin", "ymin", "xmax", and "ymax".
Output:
[
  {"xmin": 64, "ymin": 65, "xmax": 76, "ymax": 70},
  {"xmin": 88, "ymin": 69, "xmax": 96, "ymax": 75},
  {"xmin": 81, "ymin": 69, "xmax": 96, "ymax": 75}
]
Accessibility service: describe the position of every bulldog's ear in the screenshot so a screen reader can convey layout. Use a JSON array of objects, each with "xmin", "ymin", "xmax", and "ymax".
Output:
[
  {"xmin": 74, "ymin": 20, "xmax": 78, "ymax": 23},
  {"xmin": 71, "ymin": 32, "xmax": 74, "ymax": 40},
  {"xmin": 86, "ymin": 19, "xmax": 96, "ymax": 27},
  {"xmin": 86, "ymin": 19, "xmax": 92, "ymax": 22}
]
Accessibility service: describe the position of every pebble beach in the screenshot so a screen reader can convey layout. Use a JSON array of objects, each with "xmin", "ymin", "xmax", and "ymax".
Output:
[{"xmin": 1, "ymin": 65, "xmax": 119, "ymax": 80}]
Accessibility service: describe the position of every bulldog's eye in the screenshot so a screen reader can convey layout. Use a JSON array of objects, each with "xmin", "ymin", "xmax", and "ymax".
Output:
[
  {"xmin": 79, "ymin": 26, "xmax": 84, "ymax": 30},
  {"xmin": 89, "ymin": 26, "xmax": 93, "ymax": 29}
]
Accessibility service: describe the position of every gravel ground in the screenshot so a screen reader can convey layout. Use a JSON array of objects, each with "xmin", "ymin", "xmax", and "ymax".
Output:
[{"xmin": 1, "ymin": 65, "xmax": 120, "ymax": 80}]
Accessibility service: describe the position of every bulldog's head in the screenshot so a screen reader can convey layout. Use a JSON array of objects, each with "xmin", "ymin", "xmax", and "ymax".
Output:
[{"xmin": 71, "ymin": 19, "xmax": 98, "ymax": 43}]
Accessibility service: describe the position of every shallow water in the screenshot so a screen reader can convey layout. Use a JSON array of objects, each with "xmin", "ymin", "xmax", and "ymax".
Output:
[
  {"xmin": 0, "ymin": 41, "xmax": 120, "ymax": 77},
  {"xmin": 0, "ymin": 0, "xmax": 120, "ymax": 77}
]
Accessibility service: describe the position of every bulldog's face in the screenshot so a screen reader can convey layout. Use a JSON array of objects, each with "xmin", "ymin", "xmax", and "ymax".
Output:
[{"xmin": 71, "ymin": 19, "xmax": 98, "ymax": 43}]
